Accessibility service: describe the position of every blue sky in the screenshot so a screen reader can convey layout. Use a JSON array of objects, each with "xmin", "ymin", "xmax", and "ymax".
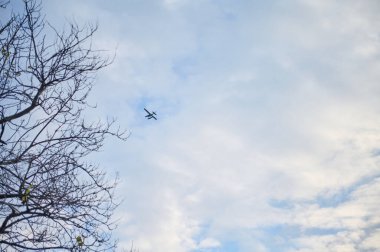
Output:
[{"xmin": 14, "ymin": 0, "xmax": 380, "ymax": 251}]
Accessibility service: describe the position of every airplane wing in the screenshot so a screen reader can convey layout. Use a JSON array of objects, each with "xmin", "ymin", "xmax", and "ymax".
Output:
[
  {"xmin": 152, "ymin": 115, "xmax": 157, "ymax": 120},
  {"xmin": 144, "ymin": 108, "xmax": 150, "ymax": 114}
]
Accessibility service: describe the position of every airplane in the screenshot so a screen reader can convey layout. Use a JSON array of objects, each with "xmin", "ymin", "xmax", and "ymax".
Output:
[{"xmin": 144, "ymin": 108, "xmax": 157, "ymax": 120}]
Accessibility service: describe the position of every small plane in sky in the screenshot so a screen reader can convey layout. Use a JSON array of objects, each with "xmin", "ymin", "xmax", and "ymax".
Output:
[{"xmin": 144, "ymin": 108, "xmax": 157, "ymax": 120}]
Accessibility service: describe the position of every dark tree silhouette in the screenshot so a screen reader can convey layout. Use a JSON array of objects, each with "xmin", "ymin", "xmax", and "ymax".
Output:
[{"xmin": 0, "ymin": 0, "xmax": 126, "ymax": 251}]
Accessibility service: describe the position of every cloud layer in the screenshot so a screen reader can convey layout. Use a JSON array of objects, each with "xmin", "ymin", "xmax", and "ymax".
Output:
[{"xmin": 40, "ymin": 0, "xmax": 380, "ymax": 251}]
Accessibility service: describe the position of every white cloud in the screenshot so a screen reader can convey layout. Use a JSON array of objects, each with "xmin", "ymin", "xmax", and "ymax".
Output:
[
  {"xmin": 361, "ymin": 229, "xmax": 380, "ymax": 250},
  {"xmin": 40, "ymin": 0, "xmax": 380, "ymax": 251},
  {"xmin": 198, "ymin": 237, "xmax": 221, "ymax": 249}
]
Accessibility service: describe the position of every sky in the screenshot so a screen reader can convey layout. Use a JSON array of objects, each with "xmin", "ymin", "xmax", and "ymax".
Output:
[{"xmin": 10, "ymin": 0, "xmax": 380, "ymax": 251}]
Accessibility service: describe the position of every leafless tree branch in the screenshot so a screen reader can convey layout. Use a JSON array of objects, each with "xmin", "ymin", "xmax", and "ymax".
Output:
[{"xmin": 0, "ymin": 1, "xmax": 127, "ymax": 251}]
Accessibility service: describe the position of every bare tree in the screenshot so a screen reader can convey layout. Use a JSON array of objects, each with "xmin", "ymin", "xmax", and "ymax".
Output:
[
  {"xmin": 0, "ymin": 1, "xmax": 9, "ymax": 9},
  {"xmin": 0, "ymin": 0, "xmax": 127, "ymax": 251}
]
